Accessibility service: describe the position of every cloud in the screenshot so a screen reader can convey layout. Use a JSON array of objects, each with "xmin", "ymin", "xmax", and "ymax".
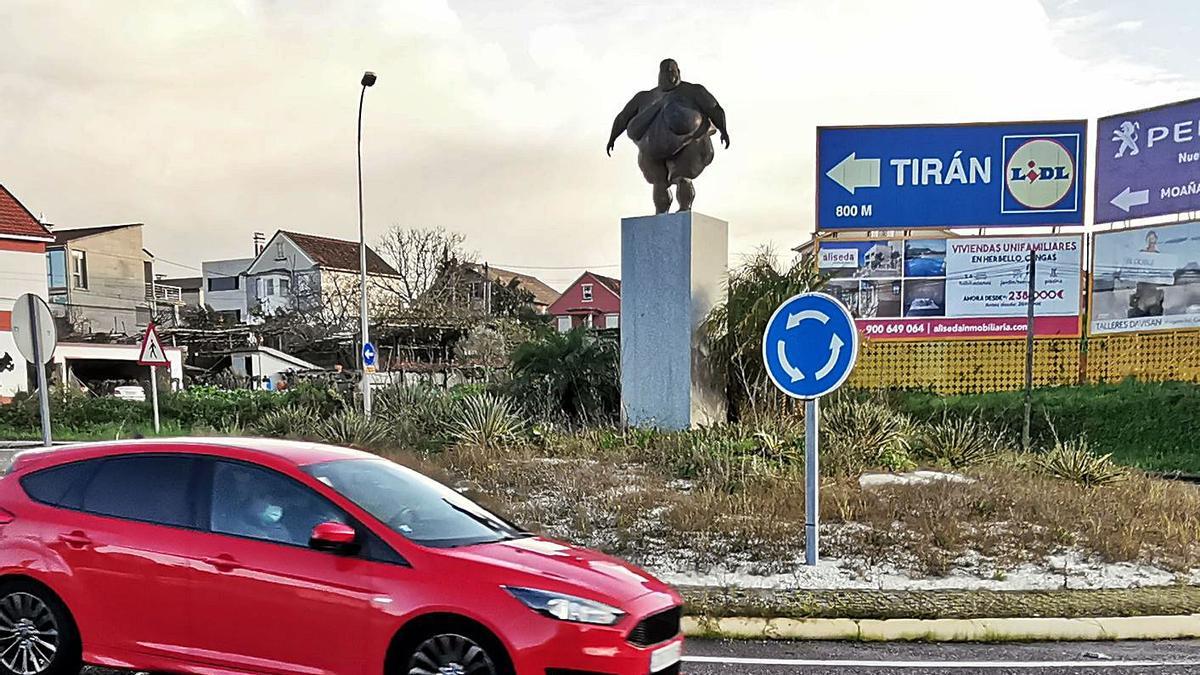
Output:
[{"xmin": 0, "ymin": 0, "xmax": 1195, "ymax": 289}]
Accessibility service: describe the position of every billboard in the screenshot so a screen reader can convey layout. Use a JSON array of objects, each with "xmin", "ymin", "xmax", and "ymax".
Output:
[
  {"xmin": 818, "ymin": 234, "xmax": 1083, "ymax": 340},
  {"xmin": 1091, "ymin": 221, "xmax": 1200, "ymax": 335},
  {"xmin": 817, "ymin": 121, "xmax": 1088, "ymax": 231},
  {"xmin": 1096, "ymin": 97, "xmax": 1200, "ymax": 223}
]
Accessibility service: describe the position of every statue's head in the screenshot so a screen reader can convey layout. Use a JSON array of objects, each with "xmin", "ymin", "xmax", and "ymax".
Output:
[{"xmin": 658, "ymin": 58, "xmax": 681, "ymax": 90}]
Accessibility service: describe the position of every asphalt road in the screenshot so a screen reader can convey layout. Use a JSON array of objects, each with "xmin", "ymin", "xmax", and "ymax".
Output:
[
  {"xmin": 682, "ymin": 639, "xmax": 1200, "ymax": 674},
  {"xmin": 79, "ymin": 639, "xmax": 1200, "ymax": 674}
]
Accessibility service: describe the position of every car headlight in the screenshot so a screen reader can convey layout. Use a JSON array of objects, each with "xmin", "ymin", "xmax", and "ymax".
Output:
[{"xmin": 503, "ymin": 586, "xmax": 625, "ymax": 626}]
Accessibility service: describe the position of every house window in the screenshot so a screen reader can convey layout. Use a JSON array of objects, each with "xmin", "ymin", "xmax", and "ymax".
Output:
[
  {"xmin": 46, "ymin": 249, "xmax": 67, "ymax": 290},
  {"xmin": 208, "ymin": 276, "xmax": 239, "ymax": 292},
  {"xmin": 261, "ymin": 278, "xmax": 276, "ymax": 296},
  {"xmin": 556, "ymin": 316, "xmax": 571, "ymax": 333},
  {"xmin": 217, "ymin": 310, "xmax": 241, "ymax": 324},
  {"xmin": 581, "ymin": 283, "xmax": 593, "ymax": 302},
  {"xmin": 71, "ymin": 250, "xmax": 88, "ymax": 290},
  {"xmin": 606, "ymin": 313, "xmax": 619, "ymax": 329},
  {"xmin": 279, "ymin": 277, "xmax": 291, "ymax": 295},
  {"xmin": 275, "ymin": 242, "xmax": 286, "ymax": 261}
]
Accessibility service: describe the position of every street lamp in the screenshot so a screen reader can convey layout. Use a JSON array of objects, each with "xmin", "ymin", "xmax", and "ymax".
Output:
[{"xmin": 358, "ymin": 70, "xmax": 376, "ymax": 416}]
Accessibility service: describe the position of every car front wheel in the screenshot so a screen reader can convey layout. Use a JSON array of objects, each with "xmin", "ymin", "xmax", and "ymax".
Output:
[
  {"xmin": 406, "ymin": 633, "xmax": 500, "ymax": 675},
  {"xmin": 0, "ymin": 581, "xmax": 82, "ymax": 675}
]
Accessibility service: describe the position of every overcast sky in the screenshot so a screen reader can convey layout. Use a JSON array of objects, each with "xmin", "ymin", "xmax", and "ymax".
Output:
[{"xmin": 1, "ymin": 0, "xmax": 1197, "ymax": 289}]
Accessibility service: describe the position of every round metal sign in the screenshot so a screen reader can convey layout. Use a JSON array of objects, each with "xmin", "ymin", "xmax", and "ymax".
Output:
[{"xmin": 10, "ymin": 294, "xmax": 57, "ymax": 365}]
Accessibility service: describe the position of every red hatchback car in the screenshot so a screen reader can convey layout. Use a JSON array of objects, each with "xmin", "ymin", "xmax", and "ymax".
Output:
[{"xmin": 0, "ymin": 438, "xmax": 684, "ymax": 675}]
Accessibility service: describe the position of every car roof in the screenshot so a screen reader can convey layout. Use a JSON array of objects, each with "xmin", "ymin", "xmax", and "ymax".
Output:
[{"xmin": 6, "ymin": 437, "xmax": 374, "ymax": 475}]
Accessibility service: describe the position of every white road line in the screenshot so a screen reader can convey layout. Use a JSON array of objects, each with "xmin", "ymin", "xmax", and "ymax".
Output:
[{"xmin": 683, "ymin": 655, "xmax": 1199, "ymax": 669}]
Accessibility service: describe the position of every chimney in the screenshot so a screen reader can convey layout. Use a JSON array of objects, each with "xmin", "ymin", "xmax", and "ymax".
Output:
[{"xmin": 253, "ymin": 231, "xmax": 265, "ymax": 256}]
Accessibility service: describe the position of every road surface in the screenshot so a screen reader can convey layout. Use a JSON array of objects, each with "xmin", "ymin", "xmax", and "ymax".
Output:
[{"xmin": 681, "ymin": 639, "xmax": 1200, "ymax": 674}]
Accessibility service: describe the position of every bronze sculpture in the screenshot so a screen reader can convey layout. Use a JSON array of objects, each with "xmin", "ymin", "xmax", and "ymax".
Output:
[{"xmin": 607, "ymin": 59, "xmax": 730, "ymax": 214}]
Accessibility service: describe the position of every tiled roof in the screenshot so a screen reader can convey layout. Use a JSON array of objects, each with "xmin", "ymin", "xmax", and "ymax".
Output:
[
  {"xmin": 467, "ymin": 263, "xmax": 561, "ymax": 307},
  {"xmin": 52, "ymin": 223, "xmax": 142, "ymax": 244},
  {"xmin": 280, "ymin": 231, "xmax": 399, "ymax": 276},
  {"xmin": 0, "ymin": 184, "xmax": 53, "ymax": 240},
  {"xmin": 590, "ymin": 272, "xmax": 621, "ymax": 297}
]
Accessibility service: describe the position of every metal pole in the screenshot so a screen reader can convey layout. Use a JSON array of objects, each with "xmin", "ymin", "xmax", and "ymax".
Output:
[
  {"xmin": 1022, "ymin": 250, "xmax": 1037, "ymax": 452},
  {"xmin": 29, "ymin": 295, "xmax": 52, "ymax": 448},
  {"xmin": 150, "ymin": 365, "xmax": 160, "ymax": 434},
  {"xmin": 357, "ymin": 81, "xmax": 373, "ymax": 417},
  {"xmin": 805, "ymin": 397, "xmax": 820, "ymax": 566}
]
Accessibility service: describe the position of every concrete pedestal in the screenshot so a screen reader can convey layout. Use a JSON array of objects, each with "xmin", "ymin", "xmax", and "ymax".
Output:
[{"xmin": 621, "ymin": 211, "xmax": 728, "ymax": 429}]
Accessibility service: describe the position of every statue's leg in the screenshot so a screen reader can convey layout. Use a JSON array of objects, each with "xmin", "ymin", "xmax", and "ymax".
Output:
[
  {"xmin": 652, "ymin": 183, "xmax": 672, "ymax": 214},
  {"xmin": 638, "ymin": 150, "xmax": 673, "ymax": 214},
  {"xmin": 675, "ymin": 179, "xmax": 695, "ymax": 211}
]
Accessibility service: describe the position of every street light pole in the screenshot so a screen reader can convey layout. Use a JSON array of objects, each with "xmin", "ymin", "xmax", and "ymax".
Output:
[{"xmin": 358, "ymin": 70, "xmax": 377, "ymax": 417}]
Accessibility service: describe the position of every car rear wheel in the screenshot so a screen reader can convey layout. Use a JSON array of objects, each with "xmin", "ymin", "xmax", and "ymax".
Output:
[
  {"xmin": 0, "ymin": 582, "xmax": 81, "ymax": 675},
  {"xmin": 406, "ymin": 633, "xmax": 499, "ymax": 675}
]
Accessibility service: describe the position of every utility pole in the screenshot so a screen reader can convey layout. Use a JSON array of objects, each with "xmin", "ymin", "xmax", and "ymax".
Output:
[{"xmin": 1022, "ymin": 249, "xmax": 1037, "ymax": 451}]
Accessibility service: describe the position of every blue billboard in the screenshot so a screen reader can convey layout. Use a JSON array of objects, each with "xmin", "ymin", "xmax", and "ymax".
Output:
[
  {"xmin": 817, "ymin": 121, "xmax": 1088, "ymax": 231},
  {"xmin": 1095, "ymin": 97, "xmax": 1200, "ymax": 223}
]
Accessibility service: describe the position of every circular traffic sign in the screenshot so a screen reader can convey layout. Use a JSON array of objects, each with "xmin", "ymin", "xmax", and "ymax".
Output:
[
  {"xmin": 10, "ymin": 293, "xmax": 57, "ymax": 365},
  {"xmin": 761, "ymin": 292, "xmax": 859, "ymax": 399}
]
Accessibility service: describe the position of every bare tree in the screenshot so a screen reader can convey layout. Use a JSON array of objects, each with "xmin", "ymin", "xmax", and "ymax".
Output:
[{"xmin": 375, "ymin": 226, "xmax": 474, "ymax": 308}]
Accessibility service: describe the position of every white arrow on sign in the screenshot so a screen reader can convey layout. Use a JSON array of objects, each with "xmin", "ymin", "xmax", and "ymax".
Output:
[
  {"xmin": 814, "ymin": 334, "xmax": 844, "ymax": 380},
  {"xmin": 776, "ymin": 340, "xmax": 804, "ymax": 382},
  {"xmin": 826, "ymin": 153, "xmax": 881, "ymax": 195},
  {"xmin": 1110, "ymin": 186, "xmax": 1150, "ymax": 213},
  {"xmin": 786, "ymin": 309, "xmax": 831, "ymax": 329}
]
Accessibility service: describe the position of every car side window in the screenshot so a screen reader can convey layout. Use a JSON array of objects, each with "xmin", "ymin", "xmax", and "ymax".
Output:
[
  {"xmin": 80, "ymin": 456, "xmax": 200, "ymax": 528},
  {"xmin": 20, "ymin": 460, "xmax": 100, "ymax": 509},
  {"xmin": 210, "ymin": 461, "xmax": 347, "ymax": 547}
]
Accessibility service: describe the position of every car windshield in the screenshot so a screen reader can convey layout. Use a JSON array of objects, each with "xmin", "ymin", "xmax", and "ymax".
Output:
[{"xmin": 303, "ymin": 458, "xmax": 527, "ymax": 548}]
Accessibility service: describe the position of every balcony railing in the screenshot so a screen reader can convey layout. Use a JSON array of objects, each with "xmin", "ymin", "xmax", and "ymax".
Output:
[{"xmin": 146, "ymin": 282, "xmax": 183, "ymax": 304}]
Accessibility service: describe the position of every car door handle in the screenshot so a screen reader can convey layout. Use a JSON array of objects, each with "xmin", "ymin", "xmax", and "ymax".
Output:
[
  {"xmin": 58, "ymin": 531, "xmax": 91, "ymax": 549},
  {"xmin": 201, "ymin": 555, "xmax": 242, "ymax": 572}
]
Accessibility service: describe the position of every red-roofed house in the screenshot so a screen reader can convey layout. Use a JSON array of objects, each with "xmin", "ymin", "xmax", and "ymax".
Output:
[
  {"xmin": 547, "ymin": 271, "xmax": 621, "ymax": 332},
  {"xmin": 0, "ymin": 184, "xmax": 54, "ymax": 401}
]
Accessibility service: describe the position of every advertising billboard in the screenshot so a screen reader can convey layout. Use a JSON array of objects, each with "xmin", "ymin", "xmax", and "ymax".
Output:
[
  {"xmin": 1091, "ymin": 221, "xmax": 1200, "ymax": 335},
  {"xmin": 1095, "ymin": 97, "xmax": 1200, "ymax": 223},
  {"xmin": 818, "ymin": 235, "xmax": 1082, "ymax": 340},
  {"xmin": 817, "ymin": 121, "xmax": 1088, "ymax": 231}
]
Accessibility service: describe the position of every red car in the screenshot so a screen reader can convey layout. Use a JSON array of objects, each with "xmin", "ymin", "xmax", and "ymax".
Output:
[{"xmin": 0, "ymin": 438, "xmax": 683, "ymax": 675}]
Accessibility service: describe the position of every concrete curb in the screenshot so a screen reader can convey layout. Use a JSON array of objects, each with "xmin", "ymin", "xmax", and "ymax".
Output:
[{"xmin": 683, "ymin": 614, "xmax": 1200, "ymax": 642}]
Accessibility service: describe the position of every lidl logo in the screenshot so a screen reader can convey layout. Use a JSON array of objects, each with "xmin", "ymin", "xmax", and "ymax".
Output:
[{"xmin": 1001, "ymin": 134, "xmax": 1081, "ymax": 214}]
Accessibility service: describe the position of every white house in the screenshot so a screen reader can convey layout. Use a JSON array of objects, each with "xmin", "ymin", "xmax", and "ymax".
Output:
[
  {"xmin": 0, "ymin": 184, "xmax": 54, "ymax": 402},
  {"xmin": 201, "ymin": 257, "xmax": 254, "ymax": 323}
]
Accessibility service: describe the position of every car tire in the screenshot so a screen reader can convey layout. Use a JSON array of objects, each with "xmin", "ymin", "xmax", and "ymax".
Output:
[
  {"xmin": 0, "ymin": 580, "xmax": 83, "ymax": 675},
  {"xmin": 396, "ymin": 629, "xmax": 511, "ymax": 675}
]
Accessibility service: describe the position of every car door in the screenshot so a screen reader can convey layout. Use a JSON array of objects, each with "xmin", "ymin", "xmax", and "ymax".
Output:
[
  {"xmin": 186, "ymin": 458, "xmax": 400, "ymax": 675},
  {"xmin": 28, "ymin": 454, "xmax": 205, "ymax": 660}
]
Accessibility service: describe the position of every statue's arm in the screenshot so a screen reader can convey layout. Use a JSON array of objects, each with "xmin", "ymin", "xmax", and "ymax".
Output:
[
  {"xmin": 696, "ymin": 85, "xmax": 730, "ymax": 148},
  {"xmin": 607, "ymin": 95, "xmax": 641, "ymax": 156}
]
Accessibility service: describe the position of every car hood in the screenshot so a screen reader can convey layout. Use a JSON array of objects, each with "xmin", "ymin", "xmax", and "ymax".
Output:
[{"xmin": 437, "ymin": 536, "xmax": 671, "ymax": 604}]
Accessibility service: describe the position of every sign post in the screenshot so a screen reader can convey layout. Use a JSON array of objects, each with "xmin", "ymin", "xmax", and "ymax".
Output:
[
  {"xmin": 11, "ymin": 294, "xmax": 57, "ymax": 447},
  {"xmin": 762, "ymin": 293, "xmax": 860, "ymax": 566},
  {"xmin": 137, "ymin": 323, "xmax": 170, "ymax": 434}
]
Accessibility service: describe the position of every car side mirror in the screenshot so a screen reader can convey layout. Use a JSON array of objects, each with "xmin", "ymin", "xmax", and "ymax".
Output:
[{"xmin": 309, "ymin": 521, "xmax": 359, "ymax": 554}]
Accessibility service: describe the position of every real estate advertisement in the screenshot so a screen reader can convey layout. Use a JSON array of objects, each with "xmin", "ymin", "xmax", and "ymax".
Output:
[
  {"xmin": 1091, "ymin": 221, "xmax": 1200, "ymax": 335},
  {"xmin": 817, "ymin": 234, "xmax": 1082, "ymax": 340}
]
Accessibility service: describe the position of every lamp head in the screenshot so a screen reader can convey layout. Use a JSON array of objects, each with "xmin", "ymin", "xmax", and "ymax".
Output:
[{"xmin": 361, "ymin": 71, "xmax": 377, "ymax": 87}]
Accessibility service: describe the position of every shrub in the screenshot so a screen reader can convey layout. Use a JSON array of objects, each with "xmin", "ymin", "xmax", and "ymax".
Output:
[
  {"xmin": 252, "ymin": 406, "xmax": 320, "ymax": 439},
  {"xmin": 820, "ymin": 396, "xmax": 915, "ymax": 476},
  {"xmin": 507, "ymin": 328, "xmax": 619, "ymax": 423},
  {"xmin": 317, "ymin": 409, "xmax": 391, "ymax": 449},
  {"xmin": 373, "ymin": 384, "xmax": 457, "ymax": 450},
  {"xmin": 1035, "ymin": 437, "xmax": 1127, "ymax": 487},
  {"xmin": 449, "ymin": 393, "xmax": 525, "ymax": 449},
  {"xmin": 916, "ymin": 415, "xmax": 1008, "ymax": 469}
]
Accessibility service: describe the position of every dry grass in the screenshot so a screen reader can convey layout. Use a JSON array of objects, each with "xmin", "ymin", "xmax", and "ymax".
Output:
[{"xmin": 375, "ymin": 429, "xmax": 1200, "ymax": 580}]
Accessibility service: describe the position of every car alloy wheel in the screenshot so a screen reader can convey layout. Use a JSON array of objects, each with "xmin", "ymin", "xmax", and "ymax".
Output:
[
  {"xmin": 408, "ymin": 633, "xmax": 497, "ymax": 675},
  {"xmin": 0, "ymin": 592, "xmax": 58, "ymax": 675}
]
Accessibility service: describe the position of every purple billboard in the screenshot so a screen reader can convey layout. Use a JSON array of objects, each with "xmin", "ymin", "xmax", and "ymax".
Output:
[{"xmin": 1096, "ymin": 97, "xmax": 1200, "ymax": 223}]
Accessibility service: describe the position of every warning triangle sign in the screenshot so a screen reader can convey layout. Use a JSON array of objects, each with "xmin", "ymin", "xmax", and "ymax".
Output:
[{"xmin": 137, "ymin": 322, "xmax": 170, "ymax": 366}]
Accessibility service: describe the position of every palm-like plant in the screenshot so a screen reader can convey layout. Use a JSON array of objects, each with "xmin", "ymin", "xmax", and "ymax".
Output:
[
  {"xmin": 704, "ymin": 247, "xmax": 825, "ymax": 417},
  {"xmin": 508, "ymin": 328, "xmax": 620, "ymax": 422}
]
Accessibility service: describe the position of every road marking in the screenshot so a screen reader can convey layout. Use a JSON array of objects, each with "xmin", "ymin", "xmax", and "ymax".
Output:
[{"xmin": 683, "ymin": 655, "xmax": 1200, "ymax": 669}]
